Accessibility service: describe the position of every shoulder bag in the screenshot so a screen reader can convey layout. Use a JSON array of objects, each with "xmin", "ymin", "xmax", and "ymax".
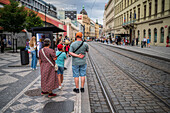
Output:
[
  {"xmin": 73, "ymin": 41, "xmax": 84, "ymax": 53},
  {"xmin": 42, "ymin": 49, "xmax": 62, "ymax": 71}
]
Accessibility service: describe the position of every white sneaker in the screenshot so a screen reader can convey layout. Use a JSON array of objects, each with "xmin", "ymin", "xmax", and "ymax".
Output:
[{"xmin": 58, "ymin": 86, "xmax": 62, "ymax": 90}]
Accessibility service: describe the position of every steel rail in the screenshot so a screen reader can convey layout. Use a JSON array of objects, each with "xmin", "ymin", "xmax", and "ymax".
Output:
[
  {"xmin": 88, "ymin": 43, "xmax": 170, "ymax": 109},
  {"xmin": 87, "ymin": 52, "xmax": 116, "ymax": 113}
]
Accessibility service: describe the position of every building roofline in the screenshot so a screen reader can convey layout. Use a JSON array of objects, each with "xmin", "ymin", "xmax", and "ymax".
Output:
[{"xmin": 105, "ymin": 0, "xmax": 112, "ymax": 10}]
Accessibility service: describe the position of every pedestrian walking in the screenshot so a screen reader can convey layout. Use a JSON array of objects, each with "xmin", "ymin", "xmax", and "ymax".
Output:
[
  {"xmin": 55, "ymin": 44, "xmax": 67, "ymax": 89},
  {"xmin": 0, "ymin": 38, "xmax": 4, "ymax": 53},
  {"xmin": 132, "ymin": 38, "xmax": 135, "ymax": 46},
  {"xmin": 166, "ymin": 36, "xmax": 169, "ymax": 47},
  {"xmin": 109, "ymin": 36, "xmax": 112, "ymax": 44},
  {"xmin": 39, "ymin": 38, "xmax": 59, "ymax": 97},
  {"xmin": 29, "ymin": 36, "xmax": 37, "ymax": 70},
  {"xmin": 136, "ymin": 37, "xmax": 139, "ymax": 46},
  {"xmin": 147, "ymin": 37, "xmax": 150, "ymax": 48},
  {"xmin": 65, "ymin": 44, "xmax": 70, "ymax": 56},
  {"xmin": 143, "ymin": 37, "xmax": 147, "ymax": 47},
  {"xmin": 69, "ymin": 32, "xmax": 89, "ymax": 93}
]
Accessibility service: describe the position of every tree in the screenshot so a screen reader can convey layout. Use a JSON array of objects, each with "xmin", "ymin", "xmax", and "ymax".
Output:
[
  {"xmin": 25, "ymin": 10, "xmax": 43, "ymax": 31},
  {"xmin": 0, "ymin": 0, "xmax": 27, "ymax": 52}
]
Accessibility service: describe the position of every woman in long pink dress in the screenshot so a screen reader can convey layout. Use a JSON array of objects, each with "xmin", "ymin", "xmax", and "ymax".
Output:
[{"xmin": 39, "ymin": 38, "xmax": 59, "ymax": 98}]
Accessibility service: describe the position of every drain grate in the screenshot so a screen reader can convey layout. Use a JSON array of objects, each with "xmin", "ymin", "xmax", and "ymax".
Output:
[
  {"xmin": 24, "ymin": 88, "xmax": 42, "ymax": 96},
  {"xmin": 42, "ymin": 101, "xmax": 74, "ymax": 113}
]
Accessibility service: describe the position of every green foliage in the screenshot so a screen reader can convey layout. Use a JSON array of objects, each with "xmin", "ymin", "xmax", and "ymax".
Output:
[
  {"xmin": 25, "ymin": 10, "xmax": 43, "ymax": 31},
  {"xmin": 0, "ymin": 0, "xmax": 27, "ymax": 34}
]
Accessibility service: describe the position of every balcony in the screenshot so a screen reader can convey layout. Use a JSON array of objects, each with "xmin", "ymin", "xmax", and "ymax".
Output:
[{"xmin": 122, "ymin": 20, "xmax": 137, "ymax": 29}]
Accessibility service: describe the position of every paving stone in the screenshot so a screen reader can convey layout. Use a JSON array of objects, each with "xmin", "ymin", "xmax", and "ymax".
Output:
[
  {"xmin": 118, "ymin": 110, "xmax": 126, "ymax": 113},
  {"xmin": 10, "ymin": 104, "xmax": 27, "ymax": 111},
  {"xmin": 18, "ymin": 97, "xmax": 33, "ymax": 103}
]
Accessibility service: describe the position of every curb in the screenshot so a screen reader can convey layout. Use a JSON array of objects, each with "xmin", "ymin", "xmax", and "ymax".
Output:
[
  {"xmin": 81, "ymin": 77, "xmax": 91, "ymax": 113},
  {"xmin": 100, "ymin": 43, "xmax": 170, "ymax": 62}
]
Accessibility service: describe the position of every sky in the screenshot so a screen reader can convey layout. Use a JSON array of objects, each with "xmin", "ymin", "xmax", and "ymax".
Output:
[{"xmin": 43, "ymin": 0, "xmax": 109, "ymax": 25}]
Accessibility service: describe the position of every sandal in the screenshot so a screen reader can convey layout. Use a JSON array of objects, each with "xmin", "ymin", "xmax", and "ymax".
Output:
[
  {"xmin": 41, "ymin": 91, "xmax": 49, "ymax": 95},
  {"xmin": 48, "ymin": 93, "xmax": 57, "ymax": 98}
]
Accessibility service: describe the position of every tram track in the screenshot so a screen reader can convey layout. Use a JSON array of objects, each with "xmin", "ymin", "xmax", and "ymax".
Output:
[
  {"xmin": 99, "ymin": 43, "xmax": 170, "ymax": 74},
  {"xmin": 87, "ymin": 52, "xmax": 116, "ymax": 113},
  {"xmin": 87, "ymin": 42, "xmax": 170, "ymax": 111}
]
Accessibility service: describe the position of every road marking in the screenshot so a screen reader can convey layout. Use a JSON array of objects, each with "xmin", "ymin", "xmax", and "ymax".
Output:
[{"xmin": 0, "ymin": 75, "xmax": 40, "ymax": 113}]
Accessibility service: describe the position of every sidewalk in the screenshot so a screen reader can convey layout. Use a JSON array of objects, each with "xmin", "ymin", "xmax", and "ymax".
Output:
[
  {"xmin": 0, "ymin": 54, "xmax": 91, "ymax": 113},
  {"xmin": 102, "ymin": 43, "xmax": 170, "ymax": 62}
]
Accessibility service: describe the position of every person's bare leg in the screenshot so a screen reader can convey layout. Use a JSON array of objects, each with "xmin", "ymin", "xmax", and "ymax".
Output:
[
  {"xmin": 61, "ymin": 74, "xmax": 63, "ymax": 83},
  {"xmin": 81, "ymin": 76, "xmax": 85, "ymax": 88},
  {"xmin": 74, "ymin": 77, "xmax": 79, "ymax": 88},
  {"xmin": 57, "ymin": 74, "xmax": 61, "ymax": 86}
]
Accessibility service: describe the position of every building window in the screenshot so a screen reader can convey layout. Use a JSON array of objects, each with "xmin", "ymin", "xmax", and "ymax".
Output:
[
  {"xmin": 124, "ymin": 14, "xmax": 126, "ymax": 23},
  {"xmin": 130, "ymin": 11, "xmax": 132, "ymax": 21},
  {"xmin": 155, "ymin": 0, "xmax": 158, "ymax": 15},
  {"xmin": 154, "ymin": 28, "xmax": 157, "ymax": 42},
  {"xmin": 148, "ymin": 29, "xmax": 151, "ymax": 42},
  {"xmin": 160, "ymin": 27, "xmax": 164, "ymax": 43},
  {"xmin": 144, "ymin": 5, "xmax": 146, "ymax": 19},
  {"xmin": 128, "ymin": 0, "xmax": 129, "ymax": 6},
  {"xmin": 122, "ymin": 2, "xmax": 123, "ymax": 10},
  {"xmin": 125, "ymin": 0, "xmax": 126, "ymax": 8},
  {"xmin": 143, "ymin": 29, "xmax": 146, "ymax": 38},
  {"xmin": 149, "ymin": 2, "xmax": 151, "ymax": 17},
  {"xmin": 138, "ymin": 7, "xmax": 140, "ymax": 20},
  {"xmin": 127, "ymin": 12, "xmax": 129, "ymax": 22},
  {"xmin": 134, "ymin": 10, "xmax": 136, "ymax": 19},
  {"xmin": 162, "ymin": 0, "xmax": 165, "ymax": 12}
]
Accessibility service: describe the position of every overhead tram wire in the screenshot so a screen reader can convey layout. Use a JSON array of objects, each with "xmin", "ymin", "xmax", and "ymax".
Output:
[{"xmin": 90, "ymin": 0, "xmax": 97, "ymax": 18}]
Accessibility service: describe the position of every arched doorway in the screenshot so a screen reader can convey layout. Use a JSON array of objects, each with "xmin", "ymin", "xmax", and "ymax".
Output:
[
  {"xmin": 154, "ymin": 28, "xmax": 157, "ymax": 43},
  {"xmin": 160, "ymin": 27, "xmax": 164, "ymax": 43},
  {"xmin": 148, "ymin": 29, "xmax": 151, "ymax": 42},
  {"xmin": 143, "ymin": 29, "xmax": 146, "ymax": 38}
]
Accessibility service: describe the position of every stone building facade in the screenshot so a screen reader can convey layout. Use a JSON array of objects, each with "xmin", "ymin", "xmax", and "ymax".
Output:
[{"xmin": 104, "ymin": 0, "xmax": 170, "ymax": 46}]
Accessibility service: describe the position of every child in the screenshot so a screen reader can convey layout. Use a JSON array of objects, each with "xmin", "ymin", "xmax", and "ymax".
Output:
[
  {"xmin": 55, "ymin": 44, "xmax": 67, "ymax": 89},
  {"xmin": 65, "ymin": 44, "xmax": 70, "ymax": 56}
]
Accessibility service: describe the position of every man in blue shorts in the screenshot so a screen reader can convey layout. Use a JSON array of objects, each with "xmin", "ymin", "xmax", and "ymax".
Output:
[{"xmin": 69, "ymin": 32, "xmax": 89, "ymax": 93}]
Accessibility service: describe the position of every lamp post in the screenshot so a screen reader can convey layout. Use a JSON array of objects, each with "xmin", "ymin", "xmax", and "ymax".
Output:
[
  {"xmin": 45, "ymin": 4, "xmax": 51, "ymax": 27},
  {"xmin": 45, "ymin": 6, "xmax": 47, "ymax": 27}
]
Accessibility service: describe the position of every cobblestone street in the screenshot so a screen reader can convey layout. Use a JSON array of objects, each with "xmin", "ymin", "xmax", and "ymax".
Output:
[
  {"xmin": 1, "ymin": 42, "xmax": 170, "ymax": 113},
  {"xmin": 87, "ymin": 42, "xmax": 170, "ymax": 113}
]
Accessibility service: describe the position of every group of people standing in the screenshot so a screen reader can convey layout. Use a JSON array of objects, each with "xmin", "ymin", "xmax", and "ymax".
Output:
[
  {"xmin": 29, "ymin": 32, "xmax": 88, "ymax": 97},
  {"xmin": 142, "ymin": 37, "xmax": 150, "ymax": 48}
]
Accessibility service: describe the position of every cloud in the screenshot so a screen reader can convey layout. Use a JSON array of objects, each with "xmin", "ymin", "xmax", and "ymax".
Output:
[{"xmin": 43, "ymin": 0, "xmax": 107, "ymax": 24}]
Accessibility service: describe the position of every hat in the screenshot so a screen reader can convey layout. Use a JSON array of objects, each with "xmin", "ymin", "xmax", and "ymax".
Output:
[
  {"xmin": 57, "ymin": 44, "xmax": 63, "ymax": 50},
  {"xmin": 44, "ymin": 38, "xmax": 51, "ymax": 45},
  {"xmin": 76, "ymin": 32, "xmax": 82, "ymax": 38}
]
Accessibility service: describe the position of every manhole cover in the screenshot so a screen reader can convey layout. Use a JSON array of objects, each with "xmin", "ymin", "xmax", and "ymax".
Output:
[
  {"xmin": 42, "ymin": 101, "xmax": 74, "ymax": 113},
  {"xmin": 24, "ymin": 88, "xmax": 41, "ymax": 96}
]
